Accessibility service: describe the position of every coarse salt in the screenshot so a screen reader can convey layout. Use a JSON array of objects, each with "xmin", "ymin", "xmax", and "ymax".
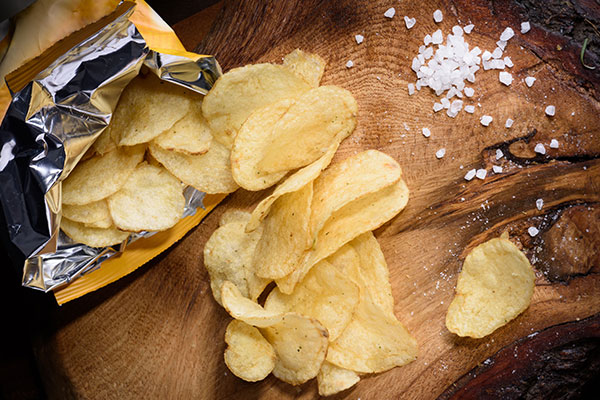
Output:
[
  {"xmin": 505, "ymin": 118, "xmax": 514, "ymax": 128},
  {"xmin": 492, "ymin": 47, "xmax": 503, "ymax": 59},
  {"xmin": 465, "ymin": 105, "xmax": 475, "ymax": 113},
  {"xmin": 528, "ymin": 226, "xmax": 539, "ymax": 237},
  {"xmin": 436, "ymin": 148, "xmax": 446, "ymax": 159},
  {"xmin": 431, "ymin": 29, "xmax": 443, "ymax": 44},
  {"xmin": 476, "ymin": 169, "xmax": 487, "ymax": 180},
  {"xmin": 355, "ymin": 34, "xmax": 364, "ymax": 44},
  {"xmin": 525, "ymin": 76, "xmax": 536, "ymax": 87},
  {"xmin": 500, "ymin": 27, "xmax": 515, "ymax": 41},
  {"xmin": 503, "ymin": 56, "xmax": 514, "ymax": 67},
  {"xmin": 493, "ymin": 165, "xmax": 503, "ymax": 173},
  {"xmin": 433, "ymin": 9, "xmax": 443, "ymax": 23},
  {"xmin": 534, "ymin": 143, "xmax": 546, "ymax": 154},
  {"xmin": 521, "ymin": 21, "xmax": 531, "ymax": 34},
  {"xmin": 384, "ymin": 7, "xmax": 396, "ymax": 18},
  {"xmin": 499, "ymin": 71, "xmax": 513, "ymax": 86},
  {"xmin": 464, "ymin": 24, "xmax": 474, "ymax": 34},
  {"xmin": 550, "ymin": 139, "xmax": 559, "ymax": 148},
  {"xmin": 536, "ymin": 198, "xmax": 544, "ymax": 210},
  {"xmin": 422, "ymin": 127, "xmax": 431, "ymax": 137},
  {"xmin": 464, "ymin": 87, "xmax": 475, "ymax": 97},
  {"xmin": 433, "ymin": 102, "xmax": 444, "ymax": 112},
  {"xmin": 545, "ymin": 105, "xmax": 555, "ymax": 116},
  {"xmin": 404, "ymin": 16, "xmax": 416, "ymax": 29},
  {"xmin": 464, "ymin": 169, "xmax": 477, "ymax": 181},
  {"xmin": 480, "ymin": 115, "xmax": 493, "ymax": 126},
  {"xmin": 408, "ymin": 83, "xmax": 415, "ymax": 95},
  {"xmin": 496, "ymin": 149, "xmax": 504, "ymax": 159},
  {"xmin": 345, "ymin": 60, "xmax": 354, "ymax": 68},
  {"xmin": 496, "ymin": 40, "xmax": 507, "ymax": 51}
]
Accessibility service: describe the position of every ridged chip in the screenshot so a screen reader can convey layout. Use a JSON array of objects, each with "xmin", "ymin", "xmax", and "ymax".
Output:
[
  {"xmin": 317, "ymin": 361, "xmax": 360, "ymax": 397},
  {"xmin": 152, "ymin": 102, "xmax": 212, "ymax": 155},
  {"xmin": 282, "ymin": 49, "xmax": 326, "ymax": 88},
  {"xmin": 60, "ymin": 218, "xmax": 130, "ymax": 248},
  {"xmin": 224, "ymin": 320, "xmax": 276, "ymax": 382}
]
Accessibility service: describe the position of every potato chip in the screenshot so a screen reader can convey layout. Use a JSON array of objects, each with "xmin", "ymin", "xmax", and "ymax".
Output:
[
  {"xmin": 260, "ymin": 312, "xmax": 329, "ymax": 385},
  {"xmin": 62, "ymin": 145, "xmax": 145, "ymax": 205},
  {"xmin": 310, "ymin": 150, "xmax": 402, "ymax": 240},
  {"xmin": 317, "ymin": 361, "xmax": 360, "ymax": 397},
  {"xmin": 224, "ymin": 320, "xmax": 276, "ymax": 382},
  {"xmin": 245, "ymin": 143, "xmax": 337, "ymax": 232},
  {"xmin": 445, "ymin": 236, "xmax": 535, "ymax": 338},
  {"xmin": 219, "ymin": 209, "xmax": 253, "ymax": 227},
  {"xmin": 231, "ymin": 86, "xmax": 357, "ymax": 191},
  {"xmin": 107, "ymin": 163, "xmax": 184, "ymax": 232},
  {"xmin": 149, "ymin": 140, "xmax": 238, "ymax": 194},
  {"xmin": 252, "ymin": 183, "xmax": 313, "ymax": 280},
  {"xmin": 62, "ymin": 199, "xmax": 111, "ymax": 226},
  {"xmin": 282, "ymin": 49, "xmax": 326, "ymax": 88},
  {"xmin": 204, "ymin": 213, "xmax": 269, "ymax": 306},
  {"xmin": 92, "ymin": 126, "xmax": 118, "ymax": 155},
  {"xmin": 60, "ymin": 218, "xmax": 130, "ymax": 248},
  {"xmin": 201, "ymin": 63, "xmax": 311, "ymax": 148},
  {"xmin": 111, "ymin": 74, "xmax": 193, "ymax": 146},
  {"xmin": 221, "ymin": 281, "xmax": 282, "ymax": 327},
  {"xmin": 152, "ymin": 102, "xmax": 212, "ymax": 155},
  {"xmin": 264, "ymin": 259, "xmax": 359, "ymax": 341}
]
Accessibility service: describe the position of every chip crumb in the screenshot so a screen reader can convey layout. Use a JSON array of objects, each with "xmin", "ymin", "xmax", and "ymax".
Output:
[
  {"xmin": 404, "ymin": 16, "xmax": 416, "ymax": 29},
  {"xmin": 346, "ymin": 60, "xmax": 354, "ymax": 68},
  {"xmin": 496, "ymin": 149, "xmax": 504, "ymax": 160},
  {"xmin": 480, "ymin": 115, "xmax": 493, "ymax": 126},
  {"xmin": 422, "ymin": 127, "xmax": 431, "ymax": 138},
  {"xmin": 536, "ymin": 198, "xmax": 544, "ymax": 210},
  {"xmin": 545, "ymin": 105, "xmax": 555, "ymax": 116},
  {"xmin": 475, "ymin": 169, "xmax": 487, "ymax": 180},
  {"xmin": 436, "ymin": 148, "xmax": 446, "ymax": 159},
  {"xmin": 384, "ymin": 7, "xmax": 396, "ymax": 18},
  {"xmin": 492, "ymin": 165, "xmax": 503, "ymax": 174},
  {"xmin": 525, "ymin": 76, "xmax": 536, "ymax": 87},
  {"xmin": 505, "ymin": 118, "xmax": 514, "ymax": 128},
  {"xmin": 355, "ymin": 34, "xmax": 364, "ymax": 44},
  {"xmin": 433, "ymin": 9, "xmax": 443, "ymax": 23},
  {"xmin": 521, "ymin": 21, "xmax": 531, "ymax": 34},
  {"xmin": 464, "ymin": 24, "xmax": 474, "ymax": 34},
  {"xmin": 550, "ymin": 139, "xmax": 559, "ymax": 148},
  {"xmin": 528, "ymin": 226, "xmax": 539, "ymax": 237},
  {"xmin": 534, "ymin": 143, "xmax": 546, "ymax": 155},
  {"xmin": 464, "ymin": 169, "xmax": 477, "ymax": 181}
]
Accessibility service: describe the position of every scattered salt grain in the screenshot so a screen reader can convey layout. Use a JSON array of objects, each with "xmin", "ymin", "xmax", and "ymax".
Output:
[
  {"xmin": 492, "ymin": 47, "xmax": 503, "ymax": 59},
  {"xmin": 536, "ymin": 198, "xmax": 544, "ymax": 210},
  {"xmin": 499, "ymin": 71, "xmax": 513, "ymax": 86},
  {"xmin": 528, "ymin": 226, "xmax": 539, "ymax": 237},
  {"xmin": 500, "ymin": 27, "xmax": 515, "ymax": 42},
  {"xmin": 424, "ymin": 34, "xmax": 432, "ymax": 45},
  {"xmin": 345, "ymin": 60, "xmax": 354, "ymax": 68},
  {"xmin": 476, "ymin": 169, "xmax": 487, "ymax": 180},
  {"xmin": 496, "ymin": 40, "xmax": 507, "ymax": 51},
  {"xmin": 433, "ymin": 102, "xmax": 444, "ymax": 112},
  {"xmin": 441, "ymin": 97, "xmax": 451, "ymax": 109},
  {"xmin": 534, "ymin": 143, "xmax": 546, "ymax": 154},
  {"xmin": 464, "ymin": 169, "xmax": 477, "ymax": 181},
  {"xmin": 408, "ymin": 83, "xmax": 415, "ymax": 95},
  {"xmin": 431, "ymin": 29, "xmax": 443, "ymax": 44},
  {"xmin": 503, "ymin": 56, "xmax": 514, "ymax": 67},
  {"xmin": 452, "ymin": 25, "xmax": 464, "ymax": 36},
  {"xmin": 521, "ymin": 21, "xmax": 531, "ymax": 34},
  {"xmin": 545, "ymin": 105, "xmax": 555, "ymax": 116},
  {"xmin": 464, "ymin": 24, "xmax": 474, "ymax": 34},
  {"xmin": 355, "ymin": 34, "xmax": 364, "ymax": 44},
  {"xmin": 422, "ymin": 127, "xmax": 431, "ymax": 137},
  {"xmin": 493, "ymin": 165, "xmax": 503, "ymax": 173},
  {"xmin": 436, "ymin": 148, "xmax": 446, "ymax": 159},
  {"xmin": 525, "ymin": 76, "xmax": 536, "ymax": 87},
  {"xmin": 480, "ymin": 115, "xmax": 493, "ymax": 126},
  {"xmin": 496, "ymin": 149, "xmax": 504, "ymax": 160},
  {"xmin": 404, "ymin": 16, "xmax": 416, "ymax": 29},
  {"xmin": 465, "ymin": 105, "xmax": 475, "ymax": 113},
  {"xmin": 505, "ymin": 118, "xmax": 514, "ymax": 128},
  {"xmin": 550, "ymin": 139, "xmax": 559, "ymax": 148},
  {"xmin": 433, "ymin": 9, "xmax": 443, "ymax": 23},
  {"xmin": 482, "ymin": 50, "xmax": 493, "ymax": 61},
  {"xmin": 464, "ymin": 87, "xmax": 475, "ymax": 97},
  {"xmin": 384, "ymin": 8, "xmax": 396, "ymax": 18}
]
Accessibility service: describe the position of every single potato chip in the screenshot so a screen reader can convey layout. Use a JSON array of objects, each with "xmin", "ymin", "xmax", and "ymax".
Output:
[
  {"xmin": 62, "ymin": 199, "xmax": 111, "ymax": 226},
  {"xmin": 264, "ymin": 259, "xmax": 359, "ymax": 341},
  {"xmin": 202, "ymin": 63, "xmax": 311, "ymax": 148},
  {"xmin": 152, "ymin": 102, "xmax": 212, "ymax": 155},
  {"xmin": 260, "ymin": 312, "xmax": 329, "ymax": 385},
  {"xmin": 445, "ymin": 236, "xmax": 535, "ymax": 338},
  {"xmin": 149, "ymin": 140, "xmax": 238, "ymax": 194},
  {"xmin": 60, "ymin": 218, "xmax": 130, "ymax": 248},
  {"xmin": 92, "ymin": 126, "xmax": 118, "ymax": 155},
  {"xmin": 221, "ymin": 281, "xmax": 282, "ymax": 328},
  {"xmin": 317, "ymin": 361, "xmax": 360, "ymax": 397},
  {"xmin": 110, "ymin": 74, "xmax": 193, "ymax": 146},
  {"xmin": 231, "ymin": 86, "xmax": 357, "ymax": 191},
  {"xmin": 107, "ymin": 163, "xmax": 185, "ymax": 232},
  {"xmin": 224, "ymin": 320, "xmax": 276, "ymax": 382},
  {"xmin": 62, "ymin": 145, "xmax": 145, "ymax": 205},
  {"xmin": 252, "ymin": 183, "xmax": 313, "ymax": 280},
  {"xmin": 282, "ymin": 49, "xmax": 326, "ymax": 88},
  {"xmin": 204, "ymin": 214, "xmax": 269, "ymax": 306}
]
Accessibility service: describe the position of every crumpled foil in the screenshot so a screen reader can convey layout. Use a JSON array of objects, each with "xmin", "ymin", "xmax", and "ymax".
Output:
[{"xmin": 0, "ymin": 4, "xmax": 221, "ymax": 292}]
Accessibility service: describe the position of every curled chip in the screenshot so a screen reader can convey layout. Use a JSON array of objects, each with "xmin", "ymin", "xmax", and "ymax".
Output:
[
  {"xmin": 224, "ymin": 320, "xmax": 276, "ymax": 382},
  {"xmin": 221, "ymin": 281, "xmax": 282, "ymax": 328},
  {"xmin": 282, "ymin": 49, "xmax": 326, "ymax": 88},
  {"xmin": 445, "ymin": 236, "xmax": 535, "ymax": 338},
  {"xmin": 204, "ymin": 213, "xmax": 269, "ymax": 306},
  {"xmin": 62, "ymin": 145, "xmax": 145, "ymax": 205},
  {"xmin": 107, "ymin": 163, "xmax": 185, "ymax": 232},
  {"xmin": 201, "ymin": 63, "xmax": 311, "ymax": 148},
  {"xmin": 60, "ymin": 218, "xmax": 131, "ymax": 248},
  {"xmin": 62, "ymin": 200, "xmax": 111, "ymax": 227},
  {"xmin": 231, "ymin": 86, "xmax": 357, "ymax": 191},
  {"xmin": 149, "ymin": 139, "xmax": 238, "ymax": 194},
  {"xmin": 152, "ymin": 102, "xmax": 212, "ymax": 155},
  {"xmin": 317, "ymin": 361, "xmax": 360, "ymax": 397}
]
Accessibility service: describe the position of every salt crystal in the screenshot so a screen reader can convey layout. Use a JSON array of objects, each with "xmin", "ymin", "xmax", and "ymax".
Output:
[
  {"xmin": 528, "ymin": 226, "xmax": 539, "ymax": 237},
  {"xmin": 441, "ymin": 98, "xmax": 451, "ymax": 109},
  {"xmin": 464, "ymin": 87, "xmax": 475, "ymax": 97},
  {"xmin": 505, "ymin": 118, "xmax": 514, "ymax": 128},
  {"xmin": 521, "ymin": 21, "xmax": 531, "ymax": 34},
  {"xmin": 500, "ymin": 27, "xmax": 515, "ymax": 41},
  {"xmin": 480, "ymin": 115, "xmax": 493, "ymax": 126},
  {"xmin": 492, "ymin": 47, "xmax": 503, "ymax": 59},
  {"xmin": 465, "ymin": 105, "xmax": 475, "ymax": 113},
  {"xmin": 482, "ymin": 50, "xmax": 492, "ymax": 61},
  {"xmin": 499, "ymin": 71, "xmax": 513, "ymax": 86},
  {"xmin": 355, "ymin": 34, "xmax": 364, "ymax": 44},
  {"xmin": 452, "ymin": 26, "xmax": 463, "ymax": 36},
  {"xmin": 384, "ymin": 7, "xmax": 396, "ymax": 18},
  {"xmin": 491, "ymin": 59, "xmax": 505, "ymax": 69},
  {"xmin": 345, "ymin": 60, "xmax": 354, "ymax": 68},
  {"xmin": 464, "ymin": 24, "xmax": 474, "ymax": 34},
  {"xmin": 404, "ymin": 16, "xmax": 416, "ymax": 29},
  {"xmin": 493, "ymin": 165, "xmax": 503, "ymax": 173},
  {"xmin": 525, "ymin": 76, "xmax": 536, "ymax": 87},
  {"xmin": 424, "ymin": 34, "xmax": 432, "ymax": 45},
  {"xmin": 534, "ymin": 143, "xmax": 546, "ymax": 154},
  {"xmin": 545, "ymin": 105, "xmax": 555, "ymax": 116},
  {"xmin": 464, "ymin": 169, "xmax": 477, "ymax": 181},
  {"xmin": 433, "ymin": 9, "xmax": 443, "ymax": 23},
  {"xmin": 476, "ymin": 169, "xmax": 487, "ymax": 179},
  {"xmin": 496, "ymin": 40, "xmax": 507, "ymax": 50},
  {"xmin": 408, "ymin": 83, "xmax": 415, "ymax": 95},
  {"xmin": 550, "ymin": 139, "xmax": 559, "ymax": 148},
  {"xmin": 433, "ymin": 102, "xmax": 444, "ymax": 112},
  {"xmin": 422, "ymin": 127, "xmax": 431, "ymax": 137},
  {"xmin": 431, "ymin": 29, "xmax": 443, "ymax": 44},
  {"xmin": 503, "ymin": 56, "xmax": 514, "ymax": 67},
  {"xmin": 536, "ymin": 198, "xmax": 544, "ymax": 210},
  {"xmin": 436, "ymin": 148, "xmax": 446, "ymax": 159},
  {"xmin": 496, "ymin": 149, "xmax": 504, "ymax": 159}
]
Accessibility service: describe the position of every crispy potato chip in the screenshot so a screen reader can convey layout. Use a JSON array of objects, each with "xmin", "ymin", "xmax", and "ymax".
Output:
[
  {"xmin": 276, "ymin": 179, "xmax": 409, "ymax": 294},
  {"xmin": 149, "ymin": 140, "xmax": 238, "ymax": 194},
  {"xmin": 260, "ymin": 312, "xmax": 329, "ymax": 385},
  {"xmin": 445, "ymin": 237, "xmax": 535, "ymax": 338},
  {"xmin": 62, "ymin": 200, "xmax": 111, "ymax": 226},
  {"xmin": 204, "ymin": 213, "xmax": 269, "ymax": 306},
  {"xmin": 107, "ymin": 163, "xmax": 184, "ymax": 232},
  {"xmin": 110, "ymin": 74, "xmax": 193, "ymax": 146},
  {"xmin": 317, "ymin": 361, "xmax": 360, "ymax": 397},
  {"xmin": 264, "ymin": 259, "xmax": 359, "ymax": 341},
  {"xmin": 221, "ymin": 281, "xmax": 283, "ymax": 328},
  {"xmin": 219, "ymin": 209, "xmax": 253, "ymax": 227},
  {"xmin": 62, "ymin": 145, "xmax": 145, "ymax": 205},
  {"xmin": 202, "ymin": 63, "xmax": 311, "ymax": 148},
  {"xmin": 92, "ymin": 126, "xmax": 117, "ymax": 155},
  {"xmin": 245, "ymin": 143, "xmax": 337, "ymax": 232},
  {"xmin": 326, "ymin": 291, "xmax": 418, "ymax": 374},
  {"xmin": 152, "ymin": 102, "xmax": 212, "ymax": 155},
  {"xmin": 310, "ymin": 150, "xmax": 402, "ymax": 240},
  {"xmin": 282, "ymin": 49, "xmax": 326, "ymax": 88},
  {"xmin": 224, "ymin": 320, "xmax": 276, "ymax": 382},
  {"xmin": 253, "ymin": 183, "xmax": 313, "ymax": 280},
  {"xmin": 231, "ymin": 86, "xmax": 357, "ymax": 190},
  {"xmin": 60, "ymin": 218, "xmax": 130, "ymax": 248}
]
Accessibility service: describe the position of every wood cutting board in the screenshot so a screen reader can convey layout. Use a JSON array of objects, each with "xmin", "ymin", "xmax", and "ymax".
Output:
[{"xmin": 34, "ymin": 0, "xmax": 600, "ymax": 399}]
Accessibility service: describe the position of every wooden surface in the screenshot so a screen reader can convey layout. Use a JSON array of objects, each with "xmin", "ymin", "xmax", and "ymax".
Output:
[{"xmin": 34, "ymin": 0, "xmax": 600, "ymax": 399}]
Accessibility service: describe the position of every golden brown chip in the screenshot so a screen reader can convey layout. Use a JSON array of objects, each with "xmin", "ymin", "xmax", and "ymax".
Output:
[
  {"xmin": 92, "ymin": 126, "xmax": 118, "ymax": 155},
  {"xmin": 201, "ymin": 63, "xmax": 311, "ymax": 148},
  {"xmin": 60, "ymin": 218, "xmax": 131, "ymax": 248},
  {"xmin": 317, "ymin": 361, "xmax": 360, "ymax": 397},
  {"xmin": 62, "ymin": 145, "xmax": 145, "ymax": 205},
  {"xmin": 107, "ymin": 162, "xmax": 185, "ymax": 232},
  {"xmin": 152, "ymin": 102, "xmax": 212, "ymax": 155},
  {"xmin": 220, "ymin": 281, "xmax": 283, "ymax": 328},
  {"xmin": 62, "ymin": 199, "xmax": 111, "ymax": 226},
  {"xmin": 149, "ymin": 140, "xmax": 238, "ymax": 194},
  {"xmin": 224, "ymin": 320, "xmax": 276, "ymax": 382},
  {"xmin": 282, "ymin": 49, "xmax": 326, "ymax": 88},
  {"xmin": 445, "ymin": 236, "xmax": 535, "ymax": 338}
]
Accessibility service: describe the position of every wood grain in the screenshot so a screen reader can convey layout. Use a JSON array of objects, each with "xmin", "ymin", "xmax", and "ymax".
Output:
[{"xmin": 35, "ymin": 0, "xmax": 600, "ymax": 399}]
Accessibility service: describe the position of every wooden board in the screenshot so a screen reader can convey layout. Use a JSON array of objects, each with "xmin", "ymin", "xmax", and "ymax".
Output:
[{"xmin": 35, "ymin": 0, "xmax": 600, "ymax": 399}]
